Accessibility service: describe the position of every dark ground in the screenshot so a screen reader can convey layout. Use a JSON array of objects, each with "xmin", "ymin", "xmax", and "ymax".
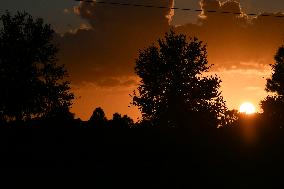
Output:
[{"xmin": 1, "ymin": 123, "xmax": 284, "ymax": 188}]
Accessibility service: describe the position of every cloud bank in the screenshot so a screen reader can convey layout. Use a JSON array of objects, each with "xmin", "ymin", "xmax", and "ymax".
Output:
[
  {"xmin": 55, "ymin": 0, "xmax": 284, "ymax": 119},
  {"xmin": 57, "ymin": 0, "xmax": 174, "ymax": 86},
  {"xmin": 175, "ymin": 0, "xmax": 284, "ymax": 70},
  {"xmin": 58, "ymin": 0, "xmax": 284, "ymax": 85}
]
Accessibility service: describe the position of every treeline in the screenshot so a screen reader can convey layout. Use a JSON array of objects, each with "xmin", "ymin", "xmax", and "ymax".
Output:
[
  {"xmin": 2, "ymin": 110, "xmax": 284, "ymax": 187},
  {"xmin": 1, "ymin": 12, "xmax": 284, "ymax": 131},
  {"xmin": 2, "ymin": 11, "xmax": 284, "ymax": 187}
]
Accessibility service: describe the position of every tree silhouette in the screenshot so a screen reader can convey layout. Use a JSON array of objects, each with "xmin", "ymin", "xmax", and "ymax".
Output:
[
  {"xmin": 133, "ymin": 30, "xmax": 226, "ymax": 128},
  {"xmin": 221, "ymin": 109, "xmax": 240, "ymax": 127},
  {"xmin": 88, "ymin": 107, "xmax": 108, "ymax": 128},
  {"xmin": 110, "ymin": 113, "xmax": 134, "ymax": 129},
  {"xmin": 0, "ymin": 11, "xmax": 74, "ymax": 122},
  {"xmin": 261, "ymin": 46, "xmax": 284, "ymax": 127}
]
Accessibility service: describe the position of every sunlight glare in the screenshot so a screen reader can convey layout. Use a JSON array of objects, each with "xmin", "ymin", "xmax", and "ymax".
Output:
[{"xmin": 239, "ymin": 102, "xmax": 256, "ymax": 114}]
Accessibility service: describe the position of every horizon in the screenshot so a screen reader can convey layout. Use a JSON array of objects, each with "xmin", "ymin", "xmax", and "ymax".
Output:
[{"xmin": 1, "ymin": 0, "xmax": 284, "ymax": 120}]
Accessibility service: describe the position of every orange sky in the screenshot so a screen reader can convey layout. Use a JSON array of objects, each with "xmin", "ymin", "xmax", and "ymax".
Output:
[
  {"xmin": 71, "ymin": 67, "xmax": 270, "ymax": 121},
  {"xmin": 57, "ymin": 0, "xmax": 284, "ymax": 121}
]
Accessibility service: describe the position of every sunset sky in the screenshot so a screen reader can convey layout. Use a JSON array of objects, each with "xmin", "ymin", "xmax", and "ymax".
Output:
[{"xmin": 1, "ymin": 0, "xmax": 284, "ymax": 120}]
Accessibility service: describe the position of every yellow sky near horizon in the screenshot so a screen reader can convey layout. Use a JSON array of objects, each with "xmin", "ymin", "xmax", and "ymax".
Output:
[
  {"xmin": 63, "ymin": 0, "xmax": 283, "ymax": 121},
  {"xmin": 0, "ymin": 1, "xmax": 283, "ymax": 121},
  {"xmin": 71, "ymin": 66, "xmax": 271, "ymax": 121}
]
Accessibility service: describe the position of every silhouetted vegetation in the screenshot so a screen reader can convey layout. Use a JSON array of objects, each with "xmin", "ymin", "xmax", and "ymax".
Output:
[
  {"xmin": 109, "ymin": 113, "xmax": 134, "ymax": 128},
  {"xmin": 261, "ymin": 46, "xmax": 284, "ymax": 128},
  {"xmin": 88, "ymin": 107, "xmax": 108, "ymax": 128},
  {"xmin": 87, "ymin": 107, "xmax": 134, "ymax": 129},
  {"xmin": 0, "ymin": 11, "xmax": 74, "ymax": 123},
  {"xmin": 2, "ymin": 11, "xmax": 284, "ymax": 188},
  {"xmin": 133, "ymin": 30, "xmax": 226, "ymax": 129}
]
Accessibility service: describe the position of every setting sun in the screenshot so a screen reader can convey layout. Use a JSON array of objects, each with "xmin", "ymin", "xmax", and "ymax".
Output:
[{"xmin": 239, "ymin": 102, "xmax": 256, "ymax": 114}]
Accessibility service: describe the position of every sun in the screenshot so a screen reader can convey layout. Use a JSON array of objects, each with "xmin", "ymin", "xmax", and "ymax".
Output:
[{"xmin": 239, "ymin": 102, "xmax": 256, "ymax": 114}]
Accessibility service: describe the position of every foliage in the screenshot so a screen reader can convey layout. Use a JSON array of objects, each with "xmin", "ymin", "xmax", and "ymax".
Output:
[
  {"xmin": 88, "ymin": 108, "xmax": 134, "ymax": 128},
  {"xmin": 109, "ymin": 113, "xmax": 134, "ymax": 128},
  {"xmin": 265, "ymin": 46, "xmax": 284, "ymax": 95},
  {"xmin": 88, "ymin": 107, "xmax": 108, "ymax": 128},
  {"xmin": 221, "ymin": 109, "xmax": 240, "ymax": 127},
  {"xmin": 0, "ymin": 11, "xmax": 74, "ymax": 122},
  {"xmin": 261, "ymin": 46, "xmax": 284, "ymax": 127},
  {"xmin": 132, "ymin": 30, "xmax": 226, "ymax": 128}
]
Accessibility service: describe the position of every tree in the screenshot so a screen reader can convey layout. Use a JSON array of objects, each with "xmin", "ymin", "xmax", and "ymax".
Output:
[
  {"xmin": 88, "ymin": 107, "xmax": 108, "ymax": 128},
  {"xmin": 110, "ymin": 113, "xmax": 134, "ymax": 129},
  {"xmin": 0, "ymin": 11, "xmax": 74, "ymax": 122},
  {"xmin": 132, "ymin": 30, "xmax": 226, "ymax": 128},
  {"xmin": 221, "ymin": 109, "xmax": 240, "ymax": 128},
  {"xmin": 261, "ymin": 46, "xmax": 284, "ymax": 127}
]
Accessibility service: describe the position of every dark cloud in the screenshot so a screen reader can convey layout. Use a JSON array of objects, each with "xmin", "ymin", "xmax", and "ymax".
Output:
[
  {"xmin": 56, "ymin": 0, "xmax": 173, "ymax": 85},
  {"xmin": 175, "ymin": 0, "xmax": 284, "ymax": 70},
  {"xmin": 96, "ymin": 77, "xmax": 137, "ymax": 87},
  {"xmin": 55, "ymin": 0, "xmax": 284, "ymax": 119},
  {"xmin": 56, "ymin": 0, "xmax": 284, "ymax": 85}
]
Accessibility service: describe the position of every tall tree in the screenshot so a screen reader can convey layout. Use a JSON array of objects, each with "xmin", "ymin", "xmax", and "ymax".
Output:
[
  {"xmin": 0, "ymin": 11, "xmax": 74, "ymax": 122},
  {"xmin": 261, "ymin": 46, "xmax": 284, "ymax": 127},
  {"xmin": 88, "ymin": 107, "xmax": 108, "ymax": 128},
  {"xmin": 133, "ymin": 31, "xmax": 226, "ymax": 128}
]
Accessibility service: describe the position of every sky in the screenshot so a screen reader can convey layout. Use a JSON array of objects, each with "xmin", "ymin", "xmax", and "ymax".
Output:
[{"xmin": 1, "ymin": 0, "xmax": 284, "ymax": 120}]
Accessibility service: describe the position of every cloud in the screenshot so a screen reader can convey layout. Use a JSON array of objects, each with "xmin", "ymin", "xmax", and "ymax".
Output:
[
  {"xmin": 57, "ymin": 0, "xmax": 174, "ymax": 85},
  {"xmin": 55, "ymin": 0, "xmax": 284, "ymax": 118},
  {"xmin": 175, "ymin": 0, "xmax": 284, "ymax": 70},
  {"xmin": 58, "ymin": 0, "xmax": 284, "ymax": 83},
  {"xmin": 96, "ymin": 77, "xmax": 138, "ymax": 87}
]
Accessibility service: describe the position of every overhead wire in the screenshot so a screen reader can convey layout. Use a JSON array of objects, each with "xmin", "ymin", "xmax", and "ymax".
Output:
[{"xmin": 75, "ymin": 0, "xmax": 284, "ymax": 18}]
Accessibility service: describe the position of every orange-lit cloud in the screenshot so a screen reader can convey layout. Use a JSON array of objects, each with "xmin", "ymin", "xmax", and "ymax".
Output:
[
  {"xmin": 57, "ymin": 0, "xmax": 174, "ymax": 84},
  {"xmin": 56, "ymin": 0, "xmax": 174, "ymax": 119},
  {"xmin": 175, "ymin": 0, "xmax": 284, "ymax": 70},
  {"xmin": 55, "ymin": 0, "xmax": 284, "ymax": 119},
  {"xmin": 174, "ymin": 0, "xmax": 284, "ymax": 112}
]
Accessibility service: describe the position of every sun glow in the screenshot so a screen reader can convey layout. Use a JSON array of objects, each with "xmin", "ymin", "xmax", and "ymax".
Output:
[{"xmin": 239, "ymin": 102, "xmax": 256, "ymax": 114}]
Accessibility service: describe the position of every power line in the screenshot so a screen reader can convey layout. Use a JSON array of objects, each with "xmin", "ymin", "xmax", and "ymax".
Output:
[{"xmin": 75, "ymin": 0, "xmax": 284, "ymax": 18}]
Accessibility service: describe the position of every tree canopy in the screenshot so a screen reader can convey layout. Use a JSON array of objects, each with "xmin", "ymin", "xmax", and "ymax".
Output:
[
  {"xmin": 265, "ymin": 46, "xmax": 284, "ymax": 95},
  {"xmin": 88, "ymin": 107, "xmax": 108, "ymax": 127},
  {"xmin": 261, "ymin": 46, "xmax": 284, "ymax": 127},
  {"xmin": 0, "ymin": 11, "xmax": 74, "ymax": 122},
  {"xmin": 133, "ymin": 31, "xmax": 226, "ymax": 128}
]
